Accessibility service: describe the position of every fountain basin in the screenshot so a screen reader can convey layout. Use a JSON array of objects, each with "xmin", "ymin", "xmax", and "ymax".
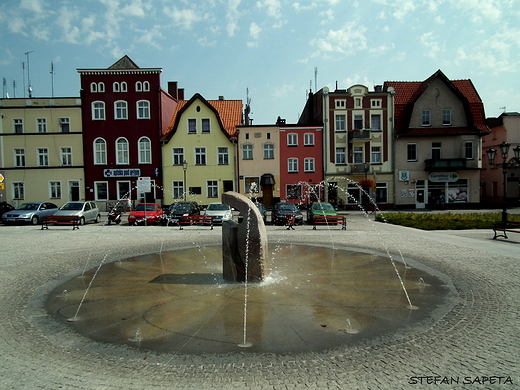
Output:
[{"xmin": 46, "ymin": 244, "xmax": 457, "ymax": 354}]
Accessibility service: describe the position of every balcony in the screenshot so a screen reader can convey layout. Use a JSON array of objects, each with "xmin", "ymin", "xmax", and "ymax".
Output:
[
  {"xmin": 349, "ymin": 129, "xmax": 371, "ymax": 140},
  {"xmin": 424, "ymin": 158, "xmax": 467, "ymax": 171}
]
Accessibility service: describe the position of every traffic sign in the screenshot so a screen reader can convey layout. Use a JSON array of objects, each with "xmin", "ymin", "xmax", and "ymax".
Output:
[
  {"xmin": 0, "ymin": 183, "xmax": 4, "ymax": 190},
  {"xmin": 137, "ymin": 176, "xmax": 151, "ymax": 193},
  {"xmin": 0, "ymin": 174, "xmax": 4, "ymax": 182}
]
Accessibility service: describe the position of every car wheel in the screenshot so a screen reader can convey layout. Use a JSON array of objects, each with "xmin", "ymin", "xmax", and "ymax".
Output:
[
  {"xmin": 95, "ymin": 214, "xmax": 100, "ymax": 223},
  {"xmin": 31, "ymin": 215, "xmax": 39, "ymax": 225},
  {"xmin": 79, "ymin": 217, "xmax": 85, "ymax": 226}
]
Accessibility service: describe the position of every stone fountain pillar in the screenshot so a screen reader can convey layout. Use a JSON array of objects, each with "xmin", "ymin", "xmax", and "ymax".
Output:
[{"xmin": 222, "ymin": 191, "xmax": 269, "ymax": 282}]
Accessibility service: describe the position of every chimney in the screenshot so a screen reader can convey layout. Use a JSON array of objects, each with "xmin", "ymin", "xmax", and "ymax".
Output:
[
  {"xmin": 219, "ymin": 96, "xmax": 224, "ymax": 100},
  {"xmin": 168, "ymin": 81, "xmax": 178, "ymax": 99},
  {"xmin": 178, "ymin": 88, "xmax": 184, "ymax": 100},
  {"xmin": 374, "ymin": 85, "xmax": 382, "ymax": 92}
]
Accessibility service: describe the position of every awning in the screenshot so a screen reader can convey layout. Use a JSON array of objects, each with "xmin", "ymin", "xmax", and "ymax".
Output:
[{"xmin": 260, "ymin": 173, "xmax": 275, "ymax": 186}]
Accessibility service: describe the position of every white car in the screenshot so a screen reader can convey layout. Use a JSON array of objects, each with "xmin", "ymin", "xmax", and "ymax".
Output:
[{"xmin": 204, "ymin": 203, "xmax": 233, "ymax": 224}]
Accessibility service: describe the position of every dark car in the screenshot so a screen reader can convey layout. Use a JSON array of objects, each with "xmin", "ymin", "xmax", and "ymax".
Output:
[
  {"xmin": 163, "ymin": 201, "xmax": 200, "ymax": 225},
  {"xmin": 2, "ymin": 202, "xmax": 59, "ymax": 225},
  {"xmin": 271, "ymin": 202, "xmax": 303, "ymax": 226},
  {"xmin": 127, "ymin": 203, "xmax": 163, "ymax": 225},
  {"xmin": 238, "ymin": 203, "xmax": 267, "ymax": 224},
  {"xmin": 0, "ymin": 202, "xmax": 15, "ymax": 219}
]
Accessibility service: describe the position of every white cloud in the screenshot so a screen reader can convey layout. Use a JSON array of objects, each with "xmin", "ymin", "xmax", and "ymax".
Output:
[
  {"xmin": 391, "ymin": 0, "xmax": 416, "ymax": 20},
  {"xmin": 136, "ymin": 25, "xmax": 163, "ymax": 49},
  {"xmin": 163, "ymin": 6, "xmax": 204, "ymax": 29},
  {"xmin": 20, "ymin": 0, "xmax": 45, "ymax": 14},
  {"xmin": 226, "ymin": 0, "xmax": 241, "ymax": 36},
  {"xmin": 121, "ymin": 0, "xmax": 150, "ymax": 17},
  {"xmin": 56, "ymin": 6, "xmax": 81, "ymax": 44},
  {"xmin": 310, "ymin": 20, "xmax": 367, "ymax": 56},
  {"xmin": 455, "ymin": 0, "xmax": 501, "ymax": 23},
  {"xmin": 256, "ymin": 0, "xmax": 281, "ymax": 18},
  {"xmin": 419, "ymin": 32, "xmax": 442, "ymax": 59},
  {"xmin": 250, "ymin": 22, "xmax": 262, "ymax": 39},
  {"xmin": 273, "ymin": 83, "xmax": 294, "ymax": 99},
  {"xmin": 434, "ymin": 16, "xmax": 445, "ymax": 24},
  {"xmin": 8, "ymin": 17, "xmax": 27, "ymax": 35}
]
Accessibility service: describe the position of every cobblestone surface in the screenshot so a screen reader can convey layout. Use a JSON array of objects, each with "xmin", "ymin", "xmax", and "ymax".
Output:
[{"xmin": 0, "ymin": 212, "xmax": 519, "ymax": 389}]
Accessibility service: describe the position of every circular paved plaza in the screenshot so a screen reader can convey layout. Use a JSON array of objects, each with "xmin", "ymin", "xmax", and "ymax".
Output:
[{"xmin": 0, "ymin": 212, "xmax": 518, "ymax": 389}]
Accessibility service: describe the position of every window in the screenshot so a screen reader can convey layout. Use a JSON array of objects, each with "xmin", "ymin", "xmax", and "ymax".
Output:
[
  {"xmin": 61, "ymin": 147, "xmax": 72, "ymax": 166},
  {"xmin": 14, "ymin": 119, "xmax": 23, "ymax": 133},
  {"xmin": 288, "ymin": 157, "xmax": 298, "ymax": 172},
  {"xmin": 94, "ymin": 181, "xmax": 108, "ymax": 201},
  {"xmin": 201, "ymin": 118, "xmax": 210, "ymax": 133},
  {"xmin": 354, "ymin": 114, "xmax": 363, "ymax": 130},
  {"xmin": 375, "ymin": 182, "xmax": 388, "ymax": 204},
  {"xmin": 407, "ymin": 143, "xmax": 417, "ymax": 161},
  {"xmin": 371, "ymin": 146, "xmax": 381, "ymax": 164},
  {"xmin": 443, "ymin": 109, "xmax": 452, "ymax": 125},
  {"xmin": 113, "ymin": 82, "xmax": 120, "ymax": 92},
  {"xmin": 355, "ymin": 98, "xmax": 362, "ymax": 108},
  {"xmin": 286, "ymin": 184, "xmax": 302, "ymax": 199},
  {"xmin": 90, "ymin": 82, "xmax": 97, "ymax": 93},
  {"xmin": 59, "ymin": 118, "xmax": 70, "ymax": 132},
  {"xmin": 244, "ymin": 177, "xmax": 260, "ymax": 193},
  {"xmin": 49, "ymin": 181, "xmax": 61, "ymax": 199},
  {"xmin": 432, "ymin": 142, "xmax": 441, "ymax": 160},
  {"xmin": 98, "ymin": 82, "xmax": 105, "ymax": 92},
  {"xmin": 242, "ymin": 144, "xmax": 253, "ymax": 160},
  {"xmin": 94, "ymin": 138, "xmax": 107, "ymax": 165},
  {"xmin": 92, "ymin": 101, "xmax": 105, "ymax": 120},
  {"xmin": 371, "ymin": 99, "xmax": 381, "ymax": 108},
  {"xmin": 335, "ymin": 147, "xmax": 346, "ymax": 164},
  {"xmin": 117, "ymin": 181, "xmax": 131, "ymax": 200},
  {"xmin": 465, "ymin": 141, "xmax": 474, "ymax": 160},
  {"xmin": 135, "ymin": 81, "xmax": 142, "ymax": 92},
  {"xmin": 116, "ymin": 138, "xmax": 129, "ymax": 165},
  {"xmin": 335, "ymin": 115, "xmax": 346, "ymax": 131},
  {"xmin": 115, "ymin": 101, "xmax": 128, "ymax": 120},
  {"xmin": 287, "ymin": 133, "xmax": 298, "ymax": 146},
  {"xmin": 120, "ymin": 82, "xmax": 127, "ymax": 92},
  {"xmin": 14, "ymin": 148, "xmax": 25, "ymax": 167},
  {"xmin": 195, "ymin": 147, "xmax": 206, "ymax": 165},
  {"xmin": 143, "ymin": 81, "xmax": 150, "ymax": 91},
  {"xmin": 263, "ymin": 143, "xmax": 274, "ymax": 159},
  {"xmin": 304, "ymin": 157, "xmax": 315, "ymax": 172},
  {"xmin": 371, "ymin": 114, "xmax": 381, "ymax": 131},
  {"xmin": 422, "ymin": 110, "xmax": 431, "ymax": 126},
  {"xmin": 37, "ymin": 148, "xmax": 49, "ymax": 166},
  {"xmin": 172, "ymin": 181, "xmax": 184, "ymax": 199},
  {"xmin": 335, "ymin": 99, "xmax": 346, "ymax": 109},
  {"xmin": 188, "ymin": 119, "xmax": 197, "ymax": 134},
  {"xmin": 346, "ymin": 183, "xmax": 361, "ymax": 205},
  {"xmin": 172, "ymin": 148, "xmax": 184, "ymax": 165},
  {"xmin": 37, "ymin": 118, "xmax": 47, "ymax": 133},
  {"xmin": 353, "ymin": 146, "xmax": 363, "ymax": 164},
  {"xmin": 137, "ymin": 100, "xmax": 150, "ymax": 119},
  {"xmin": 207, "ymin": 180, "xmax": 218, "ymax": 198},
  {"xmin": 13, "ymin": 182, "xmax": 24, "ymax": 199},
  {"xmin": 218, "ymin": 147, "xmax": 229, "ymax": 165},
  {"xmin": 304, "ymin": 133, "xmax": 314, "ymax": 146},
  {"xmin": 138, "ymin": 137, "xmax": 151, "ymax": 164}
]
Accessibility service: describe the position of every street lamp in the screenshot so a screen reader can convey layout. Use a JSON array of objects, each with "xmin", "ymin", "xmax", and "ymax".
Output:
[
  {"xmin": 486, "ymin": 141, "xmax": 520, "ymax": 223},
  {"xmin": 183, "ymin": 160, "xmax": 188, "ymax": 201}
]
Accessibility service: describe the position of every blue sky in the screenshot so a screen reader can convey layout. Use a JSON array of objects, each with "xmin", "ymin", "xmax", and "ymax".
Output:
[{"xmin": 1, "ymin": 0, "xmax": 519, "ymax": 124}]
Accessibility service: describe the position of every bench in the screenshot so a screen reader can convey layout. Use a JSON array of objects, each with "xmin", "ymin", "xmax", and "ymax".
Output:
[
  {"xmin": 179, "ymin": 215, "xmax": 213, "ymax": 230},
  {"xmin": 41, "ymin": 215, "xmax": 80, "ymax": 230},
  {"xmin": 311, "ymin": 215, "xmax": 347, "ymax": 230},
  {"xmin": 492, "ymin": 221, "xmax": 520, "ymax": 239}
]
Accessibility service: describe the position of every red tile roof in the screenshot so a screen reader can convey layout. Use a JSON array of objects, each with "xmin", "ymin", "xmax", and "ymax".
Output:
[
  {"xmin": 162, "ymin": 95, "xmax": 242, "ymax": 141},
  {"xmin": 384, "ymin": 70, "xmax": 490, "ymax": 135}
]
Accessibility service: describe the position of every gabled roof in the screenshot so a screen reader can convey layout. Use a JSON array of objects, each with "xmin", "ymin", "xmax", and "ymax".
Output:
[
  {"xmin": 384, "ymin": 70, "xmax": 490, "ymax": 136},
  {"xmin": 109, "ymin": 55, "xmax": 140, "ymax": 69},
  {"xmin": 162, "ymin": 93, "xmax": 242, "ymax": 142}
]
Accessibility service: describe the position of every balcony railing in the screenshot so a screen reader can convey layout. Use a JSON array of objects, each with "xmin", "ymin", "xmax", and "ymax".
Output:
[
  {"xmin": 349, "ymin": 129, "xmax": 371, "ymax": 140},
  {"xmin": 424, "ymin": 158, "xmax": 467, "ymax": 170}
]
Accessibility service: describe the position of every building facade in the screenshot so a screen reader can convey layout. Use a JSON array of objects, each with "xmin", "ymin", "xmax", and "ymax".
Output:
[{"xmin": 0, "ymin": 97, "xmax": 84, "ymax": 207}]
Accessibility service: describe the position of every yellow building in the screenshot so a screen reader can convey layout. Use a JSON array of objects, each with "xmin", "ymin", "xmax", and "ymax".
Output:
[
  {"xmin": 161, "ymin": 94, "xmax": 242, "ymax": 206},
  {"xmin": 0, "ymin": 98, "xmax": 85, "ymax": 207}
]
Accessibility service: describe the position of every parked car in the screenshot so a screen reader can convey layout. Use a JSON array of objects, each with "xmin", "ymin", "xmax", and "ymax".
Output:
[
  {"xmin": 2, "ymin": 202, "xmax": 59, "ymax": 225},
  {"xmin": 163, "ymin": 201, "xmax": 200, "ymax": 225},
  {"xmin": 307, "ymin": 202, "xmax": 337, "ymax": 223},
  {"xmin": 53, "ymin": 201, "xmax": 101, "ymax": 225},
  {"xmin": 0, "ymin": 202, "xmax": 15, "ymax": 219},
  {"xmin": 127, "ymin": 203, "xmax": 163, "ymax": 225},
  {"xmin": 272, "ymin": 202, "xmax": 303, "ymax": 226},
  {"xmin": 204, "ymin": 203, "xmax": 233, "ymax": 224},
  {"xmin": 238, "ymin": 203, "xmax": 267, "ymax": 224}
]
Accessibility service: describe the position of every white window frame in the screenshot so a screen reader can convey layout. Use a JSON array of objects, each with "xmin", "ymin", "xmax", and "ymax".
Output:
[
  {"xmin": 370, "ymin": 114, "xmax": 381, "ymax": 131},
  {"xmin": 244, "ymin": 177, "xmax": 260, "ymax": 193},
  {"xmin": 143, "ymin": 81, "xmax": 150, "ymax": 91},
  {"xmin": 287, "ymin": 133, "xmax": 298, "ymax": 146},
  {"xmin": 49, "ymin": 181, "xmax": 61, "ymax": 199},
  {"xmin": 422, "ymin": 110, "xmax": 431, "ymax": 126},
  {"xmin": 195, "ymin": 147, "xmax": 206, "ymax": 165},
  {"xmin": 92, "ymin": 101, "xmax": 105, "ymax": 120},
  {"xmin": 120, "ymin": 81, "xmax": 127, "ymax": 92},
  {"xmin": 371, "ymin": 146, "xmax": 381, "ymax": 164},
  {"xmin": 335, "ymin": 115, "xmax": 346, "ymax": 132},
  {"xmin": 353, "ymin": 114, "xmax": 363, "ymax": 130},
  {"xmin": 443, "ymin": 109, "xmax": 452, "ymax": 125},
  {"xmin": 13, "ymin": 118, "xmax": 23, "ymax": 133},
  {"xmin": 172, "ymin": 148, "xmax": 184, "ymax": 165},
  {"xmin": 335, "ymin": 99, "xmax": 346, "ymax": 109},
  {"xmin": 13, "ymin": 181, "xmax": 24, "ymax": 200},
  {"xmin": 59, "ymin": 117, "xmax": 70, "ymax": 132},
  {"xmin": 218, "ymin": 147, "xmax": 229, "ymax": 165},
  {"xmin": 263, "ymin": 143, "xmax": 274, "ymax": 159},
  {"xmin": 114, "ymin": 100, "xmax": 128, "ymax": 120},
  {"xmin": 242, "ymin": 143, "xmax": 253, "ymax": 160},
  {"xmin": 335, "ymin": 147, "xmax": 346, "ymax": 165},
  {"xmin": 117, "ymin": 181, "xmax": 131, "ymax": 200},
  {"xmin": 370, "ymin": 99, "xmax": 382, "ymax": 108},
  {"xmin": 304, "ymin": 133, "xmax": 314, "ymax": 146},
  {"xmin": 288, "ymin": 157, "xmax": 298, "ymax": 172},
  {"xmin": 94, "ymin": 138, "xmax": 107, "ymax": 165},
  {"xmin": 465, "ymin": 141, "xmax": 474, "ymax": 160},
  {"xmin": 135, "ymin": 81, "xmax": 142, "ymax": 92},
  {"xmin": 353, "ymin": 146, "xmax": 363, "ymax": 164},
  {"xmin": 14, "ymin": 148, "xmax": 25, "ymax": 167},
  {"xmin": 201, "ymin": 118, "xmax": 210, "ymax": 133},
  {"xmin": 207, "ymin": 180, "xmax": 218, "ymax": 198},
  {"xmin": 137, "ymin": 100, "xmax": 150, "ymax": 119},
  {"xmin": 61, "ymin": 147, "xmax": 72, "ymax": 166},
  {"xmin": 36, "ymin": 118, "xmax": 47, "ymax": 133},
  {"xmin": 172, "ymin": 181, "xmax": 184, "ymax": 199},
  {"xmin": 113, "ymin": 82, "xmax": 120, "ymax": 92},
  {"xmin": 304, "ymin": 157, "xmax": 315, "ymax": 172},
  {"xmin": 188, "ymin": 118, "xmax": 197, "ymax": 134},
  {"xmin": 98, "ymin": 82, "xmax": 105, "ymax": 93},
  {"xmin": 94, "ymin": 181, "xmax": 109, "ymax": 201},
  {"xmin": 37, "ymin": 148, "xmax": 49, "ymax": 167},
  {"xmin": 138, "ymin": 137, "xmax": 152, "ymax": 164},
  {"xmin": 116, "ymin": 137, "xmax": 129, "ymax": 165},
  {"xmin": 90, "ymin": 82, "xmax": 97, "ymax": 93},
  {"xmin": 407, "ymin": 143, "xmax": 417, "ymax": 161}
]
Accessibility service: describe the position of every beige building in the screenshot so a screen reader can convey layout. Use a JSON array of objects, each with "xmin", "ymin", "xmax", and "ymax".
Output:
[{"xmin": 0, "ymin": 98, "xmax": 84, "ymax": 207}]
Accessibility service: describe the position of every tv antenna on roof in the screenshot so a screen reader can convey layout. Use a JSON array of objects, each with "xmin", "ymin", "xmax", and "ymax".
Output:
[
  {"xmin": 50, "ymin": 61, "xmax": 55, "ymax": 98},
  {"xmin": 25, "ymin": 51, "xmax": 33, "ymax": 98}
]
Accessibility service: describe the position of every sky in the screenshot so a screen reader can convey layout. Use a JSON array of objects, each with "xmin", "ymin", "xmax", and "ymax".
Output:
[{"xmin": 1, "ymin": 0, "xmax": 519, "ymax": 124}]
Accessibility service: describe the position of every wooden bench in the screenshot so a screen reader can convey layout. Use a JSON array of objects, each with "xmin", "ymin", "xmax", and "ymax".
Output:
[
  {"xmin": 492, "ymin": 221, "xmax": 520, "ymax": 239},
  {"xmin": 41, "ymin": 215, "xmax": 80, "ymax": 230},
  {"xmin": 311, "ymin": 215, "xmax": 347, "ymax": 230},
  {"xmin": 179, "ymin": 215, "xmax": 213, "ymax": 230}
]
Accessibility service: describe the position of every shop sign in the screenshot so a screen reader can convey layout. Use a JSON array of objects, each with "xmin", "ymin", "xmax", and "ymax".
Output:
[
  {"xmin": 103, "ymin": 168, "xmax": 141, "ymax": 178},
  {"xmin": 429, "ymin": 172, "xmax": 459, "ymax": 182}
]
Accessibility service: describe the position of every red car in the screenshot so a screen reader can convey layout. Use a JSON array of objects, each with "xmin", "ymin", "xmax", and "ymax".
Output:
[{"xmin": 127, "ymin": 203, "xmax": 163, "ymax": 225}]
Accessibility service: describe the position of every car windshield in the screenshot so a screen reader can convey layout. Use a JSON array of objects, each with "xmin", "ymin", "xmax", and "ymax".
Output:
[
  {"xmin": 17, "ymin": 203, "xmax": 39, "ymax": 210},
  {"xmin": 135, "ymin": 204, "xmax": 157, "ymax": 212},
  {"xmin": 276, "ymin": 203, "xmax": 297, "ymax": 211},
  {"xmin": 313, "ymin": 203, "xmax": 334, "ymax": 211},
  {"xmin": 207, "ymin": 204, "xmax": 230, "ymax": 211},
  {"xmin": 170, "ymin": 203, "xmax": 190, "ymax": 212},
  {"xmin": 60, "ymin": 202, "xmax": 84, "ymax": 211}
]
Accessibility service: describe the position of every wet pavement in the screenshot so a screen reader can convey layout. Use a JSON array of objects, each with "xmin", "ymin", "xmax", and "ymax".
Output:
[{"xmin": 1, "ymin": 211, "xmax": 519, "ymax": 389}]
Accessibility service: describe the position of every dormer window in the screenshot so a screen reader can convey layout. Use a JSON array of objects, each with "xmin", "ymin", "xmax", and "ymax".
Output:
[
  {"xmin": 335, "ymin": 99, "xmax": 346, "ymax": 109},
  {"xmin": 371, "ymin": 99, "xmax": 381, "ymax": 108}
]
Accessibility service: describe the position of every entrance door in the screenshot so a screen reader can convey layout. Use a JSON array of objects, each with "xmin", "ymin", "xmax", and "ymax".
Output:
[
  {"xmin": 69, "ymin": 181, "xmax": 80, "ymax": 201},
  {"xmin": 416, "ymin": 189, "xmax": 425, "ymax": 208},
  {"xmin": 262, "ymin": 185, "xmax": 273, "ymax": 206}
]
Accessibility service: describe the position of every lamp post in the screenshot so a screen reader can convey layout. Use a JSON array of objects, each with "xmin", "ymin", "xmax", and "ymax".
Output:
[
  {"xmin": 183, "ymin": 160, "xmax": 188, "ymax": 201},
  {"xmin": 486, "ymin": 141, "xmax": 520, "ymax": 223}
]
